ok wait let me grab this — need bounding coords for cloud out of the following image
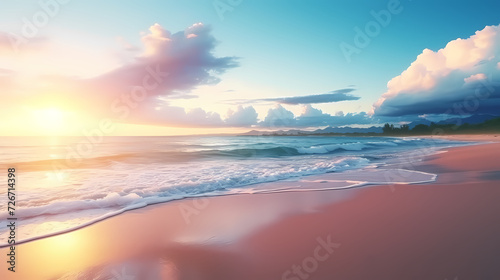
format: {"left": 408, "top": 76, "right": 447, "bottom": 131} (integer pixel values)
{"left": 225, "top": 88, "right": 360, "bottom": 106}
{"left": 143, "top": 103, "right": 381, "bottom": 129}
{"left": 86, "top": 23, "right": 238, "bottom": 104}
{"left": 97, "top": 21, "right": 242, "bottom": 128}
{"left": 300, "top": 104, "right": 325, "bottom": 117}
{"left": 129, "top": 104, "right": 258, "bottom": 128}
{"left": 464, "top": 73, "right": 487, "bottom": 83}
{"left": 295, "top": 106, "right": 375, "bottom": 127}
{"left": 293, "top": 105, "right": 333, "bottom": 127}
{"left": 225, "top": 105, "right": 258, "bottom": 126}
{"left": 1, "top": 23, "right": 239, "bottom": 126}
{"left": 259, "top": 104, "right": 377, "bottom": 128}
{"left": 127, "top": 103, "right": 224, "bottom": 127}
{"left": 162, "top": 93, "right": 198, "bottom": 100}
{"left": 373, "top": 24, "right": 500, "bottom": 117}
{"left": 258, "top": 88, "right": 359, "bottom": 105}
{"left": 261, "top": 105, "right": 296, "bottom": 127}
{"left": 112, "top": 102, "right": 256, "bottom": 129}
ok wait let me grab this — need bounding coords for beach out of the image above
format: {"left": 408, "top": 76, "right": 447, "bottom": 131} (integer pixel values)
{"left": 1, "top": 135, "right": 500, "bottom": 280}
{"left": 2, "top": 2, "right": 500, "bottom": 279}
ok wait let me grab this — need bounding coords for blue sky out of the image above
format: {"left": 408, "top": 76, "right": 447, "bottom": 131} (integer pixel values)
{"left": 1, "top": 0, "right": 500, "bottom": 135}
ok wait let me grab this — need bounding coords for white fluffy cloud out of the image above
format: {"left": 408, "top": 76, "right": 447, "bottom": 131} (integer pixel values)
{"left": 373, "top": 24, "right": 500, "bottom": 116}
{"left": 259, "top": 104, "right": 375, "bottom": 127}
{"left": 125, "top": 103, "right": 223, "bottom": 127}
{"left": 225, "top": 105, "right": 258, "bottom": 126}
{"left": 300, "top": 105, "right": 325, "bottom": 117}
{"left": 130, "top": 103, "right": 259, "bottom": 128}
{"left": 90, "top": 22, "right": 237, "bottom": 103}
{"left": 261, "top": 105, "right": 296, "bottom": 127}
{"left": 464, "top": 73, "right": 487, "bottom": 83}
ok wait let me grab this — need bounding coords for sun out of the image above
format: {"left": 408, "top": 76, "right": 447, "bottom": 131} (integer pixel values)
{"left": 33, "top": 108, "right": 67, "bottom": 135}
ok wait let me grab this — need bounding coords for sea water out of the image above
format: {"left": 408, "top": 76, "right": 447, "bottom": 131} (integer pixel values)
{"left": 0, "top": 135, "right": 470, "bottom": 245}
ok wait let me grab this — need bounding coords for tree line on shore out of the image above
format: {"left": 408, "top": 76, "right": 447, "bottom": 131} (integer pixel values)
{"left": 382, "top": 117, "right": 500, "bottom": 135}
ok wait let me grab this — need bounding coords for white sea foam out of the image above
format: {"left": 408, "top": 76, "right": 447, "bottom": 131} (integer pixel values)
{"left": 0, "top": 136, "right": 472, "bottom": 246}
{"left": 297, "top": 142, "right": 367, "bottom": 154}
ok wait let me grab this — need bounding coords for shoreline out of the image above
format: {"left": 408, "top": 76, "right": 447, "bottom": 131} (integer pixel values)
{"left": 1, "top": 135, "right": 499, "bottom": 279}
{"left": 0, "top": 135, "right": 473, "bottom": 249}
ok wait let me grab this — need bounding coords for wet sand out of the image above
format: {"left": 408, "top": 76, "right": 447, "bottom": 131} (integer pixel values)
{"left": 1, "top": 135, "right": 500, "bottom": 280}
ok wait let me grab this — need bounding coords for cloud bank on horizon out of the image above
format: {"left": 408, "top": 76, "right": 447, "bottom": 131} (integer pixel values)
{"left": 372, "top": 24, "right": 500, "bottom": 117}
{"left": 260, "top": 104, "right": 375, "bottom": 127}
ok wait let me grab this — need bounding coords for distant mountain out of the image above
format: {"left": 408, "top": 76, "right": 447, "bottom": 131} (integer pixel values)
{"left": 240, "top": 129, "right": 309, "bottom": 136}
{"left": 241, "top": 130, "right": 265, "bottom": 136}
{"left": 241, "top": 126, "right": 383, "bottom": 136}
{"left": 313, "top": 126, "right": 383, "bottom": 134}
{"left": 241, "top": 114, "right": 500, "bottom": 136}
{"left": 262, "top": 129, "right": 312, "bottom": 135}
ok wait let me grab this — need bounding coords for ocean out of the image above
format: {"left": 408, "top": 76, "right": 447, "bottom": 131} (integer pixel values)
{"left": 0, "top": 135, "right": 471, "bottom": 245}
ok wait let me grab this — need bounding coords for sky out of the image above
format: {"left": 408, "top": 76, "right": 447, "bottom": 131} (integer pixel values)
{"left": 0, "top": 0, "right": 499, "bottom": 136}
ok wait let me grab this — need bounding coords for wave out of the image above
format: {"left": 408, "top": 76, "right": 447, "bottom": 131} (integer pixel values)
{"left": 0, "top": 136, "right": 473, "bottom": 247}
{"left": 1, "top": 137, "right": 463, "bottom": 172}
{"left": 1, "top": 140, "right": 401, "bottom": 169}
{"left": 0, "top": 156, "right": 372, "bottom": 246}
{"left": 202, "top": 146, "right": 301, "bottom": 157}
{"left": 297, "top": 142, "right": 367, "bottom": 154}
{"left": 1, "top": 156, "right": 371, "bottom": 220}
{"left": 0, "top": 167, "right": 440, "bottom": 248}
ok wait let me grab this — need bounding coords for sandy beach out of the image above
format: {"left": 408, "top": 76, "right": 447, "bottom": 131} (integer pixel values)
{"left": 2, "top": 135, "right": 500, "bottom": 280}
